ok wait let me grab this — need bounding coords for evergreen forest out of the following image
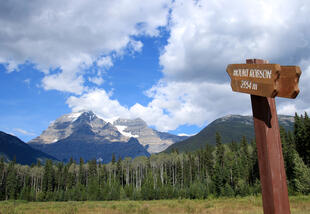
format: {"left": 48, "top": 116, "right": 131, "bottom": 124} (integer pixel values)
{"left": 0, "top": 113, "right": 310, "bottom": 201}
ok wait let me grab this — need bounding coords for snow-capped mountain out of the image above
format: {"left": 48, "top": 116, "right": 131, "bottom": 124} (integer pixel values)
{"left": 29, "top": 111, "right": 128, "bottom": 144}
{"left": 113, "top": 118, "right": 186, "bottom": 153}
{"left": 28, "top": 111, "right": 186, "bottom": 162}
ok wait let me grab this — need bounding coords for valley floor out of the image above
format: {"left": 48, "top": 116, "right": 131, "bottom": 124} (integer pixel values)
{"left": 0, "top": 195, "right": 309, "bottom": 214}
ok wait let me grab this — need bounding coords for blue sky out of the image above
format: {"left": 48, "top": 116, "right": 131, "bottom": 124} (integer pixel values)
{"left": 1, "top": 0, "right": 310, "bottom": 142}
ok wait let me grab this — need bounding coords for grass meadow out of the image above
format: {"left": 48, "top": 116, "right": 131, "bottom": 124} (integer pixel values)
{"left": 0, "top": 195, "right": 309, "bottom": 214}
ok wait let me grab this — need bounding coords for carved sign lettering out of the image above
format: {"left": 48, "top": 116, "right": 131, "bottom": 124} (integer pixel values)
{"left": 226, "top": 64, "right": 301, "bottom": 98}
{"left": 226, "top": 64, "right": 281, "bottom": 98}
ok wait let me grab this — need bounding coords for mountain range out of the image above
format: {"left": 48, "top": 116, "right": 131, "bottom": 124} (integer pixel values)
{"left": 28, "top": 111, "right": 186, "bottom": 163}
{"left": 0, "top": 131, "right": 57, "bottom": 165}
{"left": 164, "top": 114, "right": 295, "bottom": 153}
{"left": 1, "top": 112, "right": 295, "bottom": 164}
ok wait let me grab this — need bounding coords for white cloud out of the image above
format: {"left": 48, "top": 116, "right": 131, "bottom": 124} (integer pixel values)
{"left": 67, "top": 89, "right": 131, "bottom": 119}
{"left": 66, "top": 0, "right": 310, "bottom": 132}
{"left": 2, "top": 0, "right": 310, "bottom": 133}
{"left": 14, "top": 128, "right": 36, "bottom": 136}
{"left": 154, "top": 0, "right": 310, "bottom": 128}
{"left": 97, "top": 56, "right": 113, "bottom": 69}
{"left": 128, "top": 40, "right": 144, "bottom": 53}
{"left": 0, "top": 0, "right": 171, "bottom": 94}
{"left": 277, "top": 104, "right": 298, "bottom": 115}
{"left": 42, "top": 72, "right": 85, "bottom": 94}
{"left": 24, "top": 78, "right": 31, "bottom": 85}
{"left": 88, "top": 76, "right": 104, "bottom": 86}
{"left": 160, "top": 0, "right": 310, "bottom": 83}
{"left": 67, "top": 81, "right": 251, "bottom": 131}
{"left": 132, "top": 81, "right": 252, "bottom": 131}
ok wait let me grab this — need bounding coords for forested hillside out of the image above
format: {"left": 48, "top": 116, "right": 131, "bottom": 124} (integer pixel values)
{"left": 0, "top": 131, "right": 57, "bottom": 165}
{"left": 165, "top": 114, "right": 294, "bottom": 153}
{"left": 0, "top": 113, "right": 309, "bottom": 201}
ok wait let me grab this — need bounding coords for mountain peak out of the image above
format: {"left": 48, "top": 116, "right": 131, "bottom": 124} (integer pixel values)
{"left": 164, "top": 114, "right": 294, "bottom": 153}
{"left": 29, "top": 110, "right": 109, "bottom": 144}
{"left": 29, "top": 111, "right": 185, "bottom": 156}
{"left": 76, "top": 110, "right": 97, "bottom": 122}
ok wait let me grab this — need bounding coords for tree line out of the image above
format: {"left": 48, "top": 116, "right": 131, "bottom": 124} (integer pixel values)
{"left": 0, "top": 113, "right": 309, "bottom": 201}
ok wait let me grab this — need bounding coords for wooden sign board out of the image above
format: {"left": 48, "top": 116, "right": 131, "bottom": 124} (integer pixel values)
{"left": 227, "top": 64, "right": 281, "bottom": 97}
{"left": 277, "top": 66, "right": 301, "bottom": 99}
{"left": 226, "top": 64, "right": 301, "bottom": 98}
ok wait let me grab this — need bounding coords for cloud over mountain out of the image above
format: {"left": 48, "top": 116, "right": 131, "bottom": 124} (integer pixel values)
{"left": 1, "top": 0, "right": 310, "bottom": 134}
{"left": 0, "top": 0, "right": 171, "bottom": 94}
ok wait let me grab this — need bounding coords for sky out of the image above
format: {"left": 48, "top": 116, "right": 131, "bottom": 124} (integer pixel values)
{"left": 1, "top": 0, "right": 310, "bottom": 142}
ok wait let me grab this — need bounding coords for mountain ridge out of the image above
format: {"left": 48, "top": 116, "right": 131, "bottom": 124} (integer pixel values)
{"left": 0, "top": 131, "right": 57, "bottom": 164}
{"left": 164, "top": 114, "right": 295, "bottom": 153}
{"left": 28, "top": 110, "right": 186, "bottom": 162}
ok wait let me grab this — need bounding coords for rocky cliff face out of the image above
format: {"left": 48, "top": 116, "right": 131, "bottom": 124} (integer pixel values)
{"left": 113, "top": 118, "right": 187, "bottom": 153}
{"left": 28, "top": 110, "right": 186, "bottom": 162}
{"left": 29, "top": 111, "right": 127, "bottom": 144}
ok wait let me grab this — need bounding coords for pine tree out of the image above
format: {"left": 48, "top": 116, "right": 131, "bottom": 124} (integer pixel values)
{"left": 0, "top": 156, "right": 5, "bottom": 200}
{"left": 291, "top": 151, "right": 310, "bottom": 194}
{"left": 280, "top": 127, "right": 295, "bottom": 183}
{"left": 249, "top": 140, "right": 259, "bottom": 185}
{"left": 69, "top": 157, "right": 74, "bottom": 166}
{"left": 36, "top": 159, "right": 41, "bottom": 167}
{"left": 204, "top": 144, "right": 214, "bottom": 183}
{"left": 294, "top": 113, "right": 309, "bottom": 166}
{"left": 116, "top": 157, "right": 123, "bottom": 186}
{"left": 87, "top": 176, "right": 99, "bottom": 200}
{"left": 109, "top": 180, "right": 121, "bottom": 200}
{"left": 42, "top": 160, "right": 55, "bottom": 194}
{"left": 213, "top": 132, "right": 225, "bottom": 196}
{"left": 240, "top": 136, "right": 250, "bottom": 184}
{"left": 111, "top": 154, "right": 116, "bottom": 165}
{"left": 67, "top": 164, "right": 76, "bottom": 190}
{"left": 223, "top": 182, "right": 234, "bottom": 197}
{"left": 215, "top": 132, "right": 224, "bottom": 167}
{"left": 141, "top": 171, "right": 155, "bottom": 200}
{"left": 303, "top": 112, "right": 310, "bottom": 166}
{"left": 79, "top": 158, "right": 85, "bottom": 185}
{"left": 19, "top": 186, "right": 29, "bottom": 200}
{"left": 88, "top": 159, "right": 97, "bottom": 178}
{"left": 55, "top": 162, "right": 64, "bottom": 191}
{"left": 6, "top": 161, "right": 17, "bottom": 200}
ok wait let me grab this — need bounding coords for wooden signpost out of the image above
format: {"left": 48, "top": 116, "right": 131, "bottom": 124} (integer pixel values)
{"left": 226, "top": 62, "right": 301, "bottom": 98}
{"left": 226, "top": 59, "right": 301, "bottom": 214}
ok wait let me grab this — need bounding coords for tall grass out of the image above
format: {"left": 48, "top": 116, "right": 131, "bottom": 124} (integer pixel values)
{"left": 0, "top": 195, "right": 309, "bottom": 214}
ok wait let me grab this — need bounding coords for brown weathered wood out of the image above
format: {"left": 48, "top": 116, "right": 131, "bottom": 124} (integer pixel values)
{"left": 277, "top": 66, "right": 301, "bottom": 98}
{"left": 249, "top": 59, "right": 291, "bottom": 214}
{"left": 226, "top": 63, "right": 281, "bottom": 97}
{"left": 246, "top": 59, "right": 269, "bottom": 64}
{"left": 227, "top": 63, "right": 301, "bottom": 99}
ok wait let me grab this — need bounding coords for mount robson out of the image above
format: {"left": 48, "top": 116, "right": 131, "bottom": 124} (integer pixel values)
{"left": 28, "top": 111, "right": 187, "bottom": 163}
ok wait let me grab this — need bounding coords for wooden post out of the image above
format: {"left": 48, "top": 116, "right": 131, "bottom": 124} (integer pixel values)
{"left": 248, "top": 59, "right": 291, "bottom": 214}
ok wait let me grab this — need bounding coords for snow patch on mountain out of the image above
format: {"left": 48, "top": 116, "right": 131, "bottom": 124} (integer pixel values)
{"left": 52, "top": 138, "right": 58, "bottom": 143}
{"left": 115, "top": 125, "right": 139, "bottom": 138}
{"left": 67, "top": 111, "right": 83, "bottom": 122}
{"left": 97, "top": 116, "right": 118, "bottom": 124}
{"left": 178, "top": 133, "right": 193, "bottom": 137}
